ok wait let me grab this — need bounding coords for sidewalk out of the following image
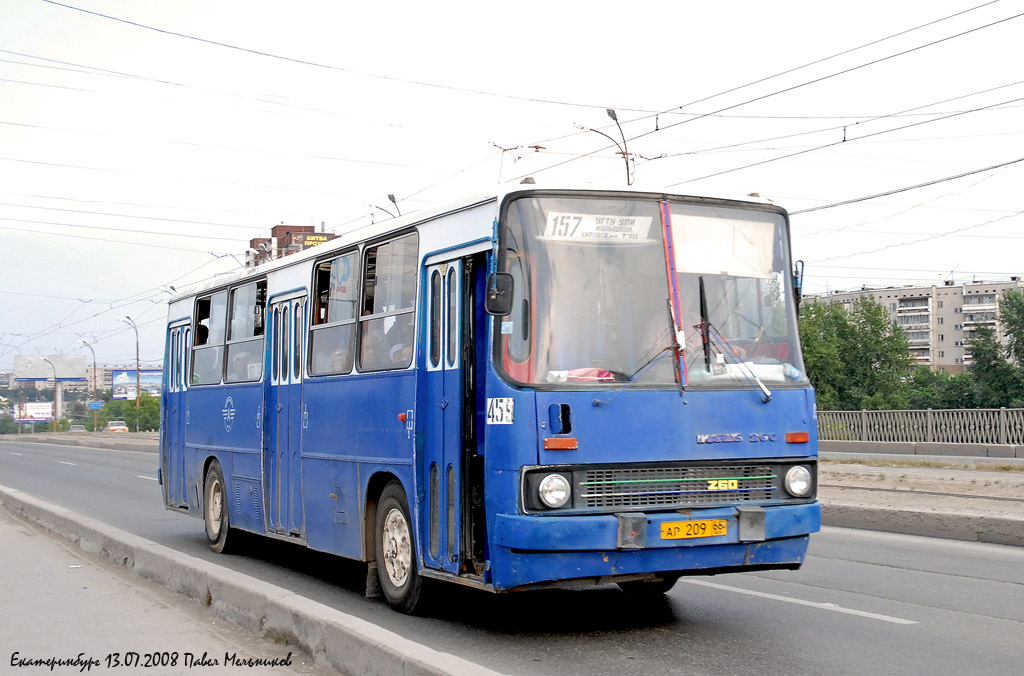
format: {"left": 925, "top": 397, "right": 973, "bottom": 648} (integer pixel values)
{"left": 819, "top": 459, "right": 1024, "bottom": 546}
{"left": 0, "top": 486, "right": 505, "bottom": 676}
{"left": 0, "top": 508, "right": 333, "bottom": 676}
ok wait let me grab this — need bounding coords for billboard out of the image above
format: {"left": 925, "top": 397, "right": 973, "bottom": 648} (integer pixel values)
{"left": 14, "top": 355, "right": 87, "bottom": 381}
{"left": 112, "top": 369, "right": 162, "bottom": 400}
{"left": 302, "top": 233, "right": 336, "bottom": 248}
{"left": 14, "top": 402, "right": 53, "bottom": 423}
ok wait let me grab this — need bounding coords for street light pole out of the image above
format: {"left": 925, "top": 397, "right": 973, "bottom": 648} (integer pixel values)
{"left": 117, "top": 316, "right": 141, "bottom": 432}
{"left": 79, "top": 339, "right": 98, "bottom": 432}
{"left": 41, "top": 357, "right": 58, "bottom": 433}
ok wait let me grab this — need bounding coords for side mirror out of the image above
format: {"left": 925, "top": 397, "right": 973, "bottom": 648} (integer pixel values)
{"left": 485, "top": 272, "right": 514, "bottom": 316}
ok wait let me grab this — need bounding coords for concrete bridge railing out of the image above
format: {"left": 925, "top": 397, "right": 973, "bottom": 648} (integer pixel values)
{"left": 817, "top": 408, "right": 1024, "bottom": 458}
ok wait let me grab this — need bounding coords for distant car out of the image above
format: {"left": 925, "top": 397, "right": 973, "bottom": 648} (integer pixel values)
{"left": 68, "top": 424, "right": 87, "bottom": 433}
{"left": 104, "top": 420, "right": 128, "bottom": 432}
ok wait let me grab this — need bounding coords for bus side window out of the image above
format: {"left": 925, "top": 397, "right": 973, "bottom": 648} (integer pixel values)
{"left": 225, "top": 280, "right": 266, "bottom": 383}
{"left": 192, "top": 290, "right": 227, "bottom": 385}
{"left": 358, "top": 233, "right": 418, "bottom": 371}
{"left": 310, "top": 252, "right": 358, "bottom": 375}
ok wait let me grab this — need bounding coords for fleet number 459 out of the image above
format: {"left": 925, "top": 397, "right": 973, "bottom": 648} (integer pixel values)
{"left": 486, "top": 398, "right": 514, "bottom": 425}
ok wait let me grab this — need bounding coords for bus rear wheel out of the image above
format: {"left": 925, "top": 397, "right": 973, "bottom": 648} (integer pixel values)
{"left": 375, "top": 481, "right": 425, "bottom": 614}
{"left": 204, "top": 460, "right": 235, "bottom": 554}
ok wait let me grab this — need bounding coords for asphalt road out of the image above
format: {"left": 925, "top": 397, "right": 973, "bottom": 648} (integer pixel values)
{"left": 3, "top": 439, "right": 1023, "bottom": 676}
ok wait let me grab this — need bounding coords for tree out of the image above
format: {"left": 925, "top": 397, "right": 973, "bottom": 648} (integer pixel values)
{"left": 799, "top": 297, "right": 912, "bottom": 410}
{"left": 905, "top": 366, "right": 951, "bottom": 409}
{"left": 797, "top": 302, "right": 847, "bottom": 410}
{"left": 1000, "top": 289, "right": 1024, "bottom": 367}
{"left": 965, "top": 314, "right": 1024, "bottom": 408}
{"left": 100, "top": 392, "right": 161, "bottom": 431}
{"left": 845, "top": 297, "right": 912, "bottom": 410}
{"left": 0, "top": 414, "right": 16, "bottom": 435}
{"left": 936, "top": 372, "right": 978, "bottom": 409}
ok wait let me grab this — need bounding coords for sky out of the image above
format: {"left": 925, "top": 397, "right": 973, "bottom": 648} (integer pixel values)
{"left": 2, "top": 0, "right": 1023, "bottom": 372}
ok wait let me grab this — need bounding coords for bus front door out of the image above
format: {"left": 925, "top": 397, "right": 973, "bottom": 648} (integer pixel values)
{"left": 422, "top": 261, "right": 466, "bottom": 574}
{"left": 266, "top": 296, "right": 306, "bottom": 539}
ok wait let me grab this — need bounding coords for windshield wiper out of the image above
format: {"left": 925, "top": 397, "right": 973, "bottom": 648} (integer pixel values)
{"left": 699, "top": 276, "right": 711, "bottom": 373}
{"left": 697, "top": 276, "right": 772, "bottom": 403}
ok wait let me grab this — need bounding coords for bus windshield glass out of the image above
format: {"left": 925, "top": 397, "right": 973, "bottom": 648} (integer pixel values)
{"left": 498, "top": 194, "right": 807, "bottom": 389}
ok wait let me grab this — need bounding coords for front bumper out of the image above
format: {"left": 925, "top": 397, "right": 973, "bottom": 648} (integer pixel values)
{"left": 489, "top": 502, "right": 820, "bottom": 590}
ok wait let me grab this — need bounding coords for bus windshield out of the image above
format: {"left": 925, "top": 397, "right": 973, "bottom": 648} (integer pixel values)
{"left": 498, "top": 194, "right": 808, "bottom": 389}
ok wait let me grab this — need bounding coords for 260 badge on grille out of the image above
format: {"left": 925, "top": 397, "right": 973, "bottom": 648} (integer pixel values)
{"left": 660, "top": 519, "right": 728, "bottom": 540}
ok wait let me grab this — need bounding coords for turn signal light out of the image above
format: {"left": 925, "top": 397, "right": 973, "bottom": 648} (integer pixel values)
{"left": 544, "top": 437, "right": 578, "bottom": 450}
{"left": 785, "top": 432, "right": 809, "bottom": 443}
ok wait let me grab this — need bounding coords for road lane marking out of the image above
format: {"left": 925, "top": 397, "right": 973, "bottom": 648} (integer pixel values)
{"left": 59, "top": 461, "right": 77, "bottom": 466}
{"left": 683, "top": 579, "right": 918, "bottom": 625}
{"left": 137, "top": 475, "right": 158, "bottom": 481}
{"left": 10, "top": 453, "right": 23, "bottom": 456}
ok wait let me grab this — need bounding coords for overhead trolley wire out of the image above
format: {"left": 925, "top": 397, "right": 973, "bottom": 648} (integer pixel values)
{"left": 0, "top": 202, "right": 260, "bottom": 231}
{"left": 18, "top": 2, "right": 1019, "bottom": 216}
{"left": 37, "top": 0, "right": 639, "bottom": 112}
{"left": 652, "top": 79, "right": 1024, "bottom": 164}
{"left": 790, "top": 156, "right": 1024, "bottom": 215}
{"left": 524, "top": 0, "right": 1007, "bottom": 148}
{"left": 809, "top": 208, "right": 1024, "bottom": 264}
{"left": 512, "top": 5, "right": 1024, "bottom": 181}
{"left": 38, "top": 0, "right": 1008, "bottom": 119}
{"left": 665, "top": 94, "right": 1024, "bottom": 187}
{"left": 0, "top": 223, "right": 238, "bottom": 253}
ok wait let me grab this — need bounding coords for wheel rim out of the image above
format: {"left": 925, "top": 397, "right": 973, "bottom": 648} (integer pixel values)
{"left": 381, "top": 507, "right": 412, "bottom": 588}
{"left": 208, "top": 477, "right": 223, "bottom": 537}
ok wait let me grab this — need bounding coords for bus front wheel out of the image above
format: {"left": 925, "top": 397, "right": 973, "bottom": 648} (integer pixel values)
{"left": 204, "top": 460, "right": 234, "bottom": 554}
{"left": 375, "top": 481, "right": 425, "bottom": 613}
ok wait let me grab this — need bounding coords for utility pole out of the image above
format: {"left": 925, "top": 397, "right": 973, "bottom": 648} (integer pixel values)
{"left": 79, "top": 339, "right": 99, "bottom": 432}
{"left": 117, "top": 316, "right": 141, "bottom": 432}
{"left": 41, "top": 357, "right": 58, "bottom": 433}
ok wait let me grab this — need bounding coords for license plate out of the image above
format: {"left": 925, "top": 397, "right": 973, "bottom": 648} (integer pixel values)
{"left": 660, "top": 519, "right": 728, "bottom": 540}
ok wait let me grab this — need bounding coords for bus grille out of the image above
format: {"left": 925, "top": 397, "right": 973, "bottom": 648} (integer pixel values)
{"left": 577, "top": 464, "right": 775, "bottom": 509}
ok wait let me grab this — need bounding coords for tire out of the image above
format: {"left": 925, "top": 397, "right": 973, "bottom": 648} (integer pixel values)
{"left": 617, "top": 573, "right": 681, "bottom": 596}
{"left": 375, "top": 481, "right": 426, "bottom": 613}
{"left": 204, "top": 460, "right": 235, "bottom": 554}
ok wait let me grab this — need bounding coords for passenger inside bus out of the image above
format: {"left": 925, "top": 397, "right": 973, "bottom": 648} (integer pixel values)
{"left": 331, "top": 349, "right": 350, "bottom": 372}
{"left": 228, "top": 352, "right": 252, "bottom": 381}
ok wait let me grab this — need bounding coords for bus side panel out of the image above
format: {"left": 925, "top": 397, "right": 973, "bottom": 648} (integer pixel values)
{"left": 300, "top": 457, "right": 361, "bottom": 559}
{"left": 184, "top": 383, "right": 264, "bottom": 534}
{"left": 477, "top": 372, "right": 539, "bottom": 584}
{"left": 301, "top": 372, "right": 416, "bottom": 559}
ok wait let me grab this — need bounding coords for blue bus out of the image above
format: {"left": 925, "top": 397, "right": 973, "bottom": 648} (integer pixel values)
{"left": 160, "top": 185, "right": 819, "bottom": 613}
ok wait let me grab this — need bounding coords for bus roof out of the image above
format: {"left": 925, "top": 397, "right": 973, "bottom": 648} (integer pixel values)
{"left": 167, "top": 181, "right": 783, "bottom": 304}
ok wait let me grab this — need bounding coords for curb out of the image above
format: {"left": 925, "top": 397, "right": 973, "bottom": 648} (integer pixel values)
{"left": 821, "top": 504, "right": 1024, "bottom": 547}
{"left": 0, "top": 485, "right": 505, "bottom": 676}
{"left": 0, "top": 435, "right": 158, "bottom": 454}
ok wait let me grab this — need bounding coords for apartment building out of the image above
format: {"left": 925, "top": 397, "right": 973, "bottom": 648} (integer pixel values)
{"left": 810, "top": 278, "right": 1024, "bottom": 374}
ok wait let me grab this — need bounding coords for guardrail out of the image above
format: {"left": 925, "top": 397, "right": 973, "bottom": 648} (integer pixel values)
{"left": 818, "top": 408, "right": 1024, "bottom": 445}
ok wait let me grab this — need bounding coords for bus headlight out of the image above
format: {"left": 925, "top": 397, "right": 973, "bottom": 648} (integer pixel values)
{"left": 537, "top": 474, "right": 571, "bottom": 508}
{"left": 784, "top": 466, "right": 813, "bottom": 497}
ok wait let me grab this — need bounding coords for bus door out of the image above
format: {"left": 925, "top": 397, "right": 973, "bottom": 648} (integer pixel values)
{"left": 266, "top": 295, "right": 306, "bottom": 539}
{"left": 164, "top": 322, "right": 190, "bottom": 507}
{"left": 422, "top": 260, "right": 468, "bottom": 574}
